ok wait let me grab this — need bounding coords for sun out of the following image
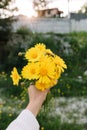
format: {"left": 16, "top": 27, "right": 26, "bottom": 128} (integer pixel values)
{"left": 15, "top": 0, "right": 37, "bottom": 18}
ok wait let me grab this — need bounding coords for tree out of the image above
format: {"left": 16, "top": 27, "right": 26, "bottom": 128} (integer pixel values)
{"left": 78, "top": 3, "right": 87, "bottom": 14}
{"left": 33, "top": 0, "right": 51, "bottom": 10}
{"left": 0, "top": 0, "right": 18, "bottom": 68}
{"left": 0, "top": 0, "right": 18, "bottom": 41}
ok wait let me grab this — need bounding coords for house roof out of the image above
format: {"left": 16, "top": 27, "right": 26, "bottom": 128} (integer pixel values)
{"left": 37, "top": 8, "right": 63, "bottom": 14}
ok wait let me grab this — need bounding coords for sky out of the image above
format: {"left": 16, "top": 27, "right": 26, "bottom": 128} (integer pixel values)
{"left": 14, "top": 0, "right": 87, "bottom": 17}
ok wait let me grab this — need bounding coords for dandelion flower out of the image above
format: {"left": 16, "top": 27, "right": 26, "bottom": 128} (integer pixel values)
{"left": 10, "top": 67, "right": 21, "bottom": 86}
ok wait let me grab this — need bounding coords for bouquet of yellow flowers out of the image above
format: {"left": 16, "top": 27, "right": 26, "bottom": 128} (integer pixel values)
{"left": 10, "top": 43, "right": 67, "bottom": 91}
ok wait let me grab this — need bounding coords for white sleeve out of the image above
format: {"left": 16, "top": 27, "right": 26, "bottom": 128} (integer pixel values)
{"left": 6, "top": 109, "right": 39, "bottom": 130}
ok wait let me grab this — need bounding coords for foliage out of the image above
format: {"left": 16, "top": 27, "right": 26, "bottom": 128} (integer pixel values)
{"left": 78, "top": 3, "right": 87, "bottom": 14}
{"left": 0, "top": 109, "right": 85, "bottom": 130}
{"left": 16, "top": 26, "right": 33, "bottom": 36}
{"left": 0, "top": 112, "right": 17, "bottom": 130}
{"left": 0, "top": 0, "right": 17, "bottom": 40}
{"left": 0, "top": 18, "right": 12, "bottom": 41}
{"left": 0, "top": 31, "right": 87, "bottom": 73}
{"left": 33, "top": 0, "right": 51, "bottom": 10}
{"left": 0, "top": 0, "right": 18, "bottom": 71}
{"left": 0, "top": 0, "right": 17, "bottom": 18}
{"left": 0, "top": 31, "right": 87, "bottom": 130}
{"left": 38, "top": 116, "right": 84, "bottom": 130}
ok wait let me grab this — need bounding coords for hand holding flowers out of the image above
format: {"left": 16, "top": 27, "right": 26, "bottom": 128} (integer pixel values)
{"left": 11, "top": 43, "right": 67, "bottom": 91}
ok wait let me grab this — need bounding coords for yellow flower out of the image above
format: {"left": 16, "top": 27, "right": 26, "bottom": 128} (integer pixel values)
{"left": 45, "top": 49, "right": 54, "bottom": 56}
{"left": 25, "top": 47, "right": 42, "bottom": 62}
{"left": 50, "top": 78, "right": 58, "bottom": 87}
{"left": 54, "top": 55, "right": 67, "bottom": 72}
{"left": 38, "top": 56, "right": 55, "bottom": 84}
{"left": 55, "top": 68, "right": 61, "bottom": 79}
{"left": 35, "top": 43, "right": 46, "bottom": 52}
{"left": 41, "top": 127, "right": 44, "bottom": 130}
{"left": 21, "top": 62, "right": 39, "bottom": 80}
{"left": 8, "top": 113, "right": 12, "bottom": 117}
{"left": 11, "top": 43, "right": 67, "bottom": 91}
{"left": 35, "top": 77, "right": 57, "bottom": 91}
{"left": 35, "top": 80, "right": 50, "bottom": 91}
{"left": 10, "top": 67, "right": 21, "bottom": 86}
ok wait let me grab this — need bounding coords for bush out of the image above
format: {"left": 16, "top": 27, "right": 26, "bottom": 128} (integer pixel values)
{"left": 16, "top": 26, "right": 33, "bottom": 36}
{"left": 0, "top": 112, "right": 17, "bottom": 130}
{"left": 37, "top": 114, "right": 84, "bottom": 130}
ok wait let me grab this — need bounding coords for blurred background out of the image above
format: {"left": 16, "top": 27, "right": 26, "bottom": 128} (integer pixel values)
{"left": 0, "top": 0, "right": 87, "bottom": 130}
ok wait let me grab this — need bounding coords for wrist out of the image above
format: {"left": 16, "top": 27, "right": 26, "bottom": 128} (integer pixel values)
{"left": 26, "top": 102, "right": 42, "bottom": 117}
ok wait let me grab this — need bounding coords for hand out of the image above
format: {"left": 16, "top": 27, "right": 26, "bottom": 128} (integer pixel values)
{"left": 26, "top": 85, "right": 49, "bottom": 117}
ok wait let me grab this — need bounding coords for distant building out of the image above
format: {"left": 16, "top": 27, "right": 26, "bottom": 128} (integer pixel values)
{"left": 36, "top": 8, "right": 63, "bottom": 18}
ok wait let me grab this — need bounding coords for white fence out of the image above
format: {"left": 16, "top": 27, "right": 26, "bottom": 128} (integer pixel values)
{"left": 13, "top": 17, "right": 87, "bottom": 33}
